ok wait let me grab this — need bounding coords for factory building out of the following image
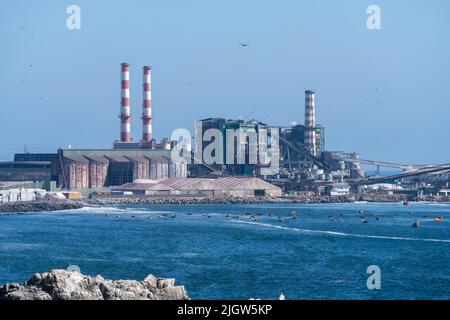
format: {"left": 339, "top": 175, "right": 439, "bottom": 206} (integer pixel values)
{"left": 50, "top": 149, "right": 186, "bottom": 190}
{"left": 0, "top": 63, "right": 186, "bottom": 191}
{"left": 14, "top": 153, "right": 58, "bottom": 162}
{"left": 159, "top": 178, "right": 221, "bottom": 197}
{"left": 214, "top": 177, "right": 282, "bottom": 197}
{"left": 280, "top": 124, "right": 325, "bottom": 157}
{"left": 0, "top": 62, "right": 372, "bottom": 195}
{"left": 190, "top": 90, "right": 326, "bottom": 179}
{"left": 0, "top": 161, "right": 52, "bottom": 182}
{"left": 192, "top": 118, "right": 272, "bottom": 176}
{"left": 112, "top": 177, "right": 282, "bottom": 198}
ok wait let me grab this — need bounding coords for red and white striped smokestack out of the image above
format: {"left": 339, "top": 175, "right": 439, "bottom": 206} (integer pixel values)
{"left": 142, "top": 66, "right": 152, "bottom": 142}
{"left": 120, "top": 63, "right": 131, "bottom": 142}
{"left": 304, "top": 90, "right": 316, "bottom": 156}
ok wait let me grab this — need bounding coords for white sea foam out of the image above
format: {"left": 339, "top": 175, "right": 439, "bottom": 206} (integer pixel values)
{"left": 69, "top": 206, "right": 175, "bottom": 215}
{"left": 232, "top": 220, "right": 450, "bottom": 243}
{"left": 0, "top": 242, "right": 47, "bottom": 250}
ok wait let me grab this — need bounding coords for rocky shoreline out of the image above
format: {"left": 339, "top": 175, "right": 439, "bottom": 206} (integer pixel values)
{"left": 81, "top": 195, "right": 356, "bottom": 206}
{"left": 1, "top": 195, "right": 448, "bottom": 213}
{"left": 0, "top": 269, "right": 188, "bottom": 300}
{"left": 0, "top": 200, "right": 84, "bottom": 213}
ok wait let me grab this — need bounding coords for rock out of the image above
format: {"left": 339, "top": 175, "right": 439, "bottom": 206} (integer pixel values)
{"left": 0, "top": 200, "right": 84, "bottom": 213}
{"left": 0, "top": 269, "right": 189, "bottom": 300}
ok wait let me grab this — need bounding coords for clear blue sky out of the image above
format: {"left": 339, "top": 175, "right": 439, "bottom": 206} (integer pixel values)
{"left": 0, "top": 0, "right": 449, "bottom": 164}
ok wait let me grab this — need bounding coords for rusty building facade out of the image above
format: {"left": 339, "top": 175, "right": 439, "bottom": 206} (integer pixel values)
{"left": 52, "top": 149, "right": 186, "bottom": 190}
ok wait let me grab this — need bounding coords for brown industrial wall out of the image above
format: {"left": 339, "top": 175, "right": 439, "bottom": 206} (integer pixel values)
{"left": 149, "top": 160, "right": 168, "bottom": 180}
{"left": 88, "top": 162, "right": 109, "bottom": 188}
{"left": 65, "top": 161, "right": 88, "bottom": 189}
{"left": 131, "top": 160, "right": 149, "bottom": 180}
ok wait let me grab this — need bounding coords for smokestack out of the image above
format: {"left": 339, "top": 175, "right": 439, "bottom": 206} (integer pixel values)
{"left": 120, "top": 63, "right": 131, "bottom": 142}
{"left": 142, "top": 66, "right": 152, "bottom": 142}
{"left": 304, "top": 90, "right": 316, "bottom": 156}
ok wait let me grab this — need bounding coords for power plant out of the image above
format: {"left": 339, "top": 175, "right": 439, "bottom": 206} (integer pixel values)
{"left": 0, "top": 63, "right": 449, "bottom": 201}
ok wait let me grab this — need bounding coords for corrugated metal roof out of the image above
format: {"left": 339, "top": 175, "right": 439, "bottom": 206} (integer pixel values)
{"left": 146, "top": 156, "right": 169, "bottom": 163}
{"left": 215, "top": 177, "right": 253, "bottom": 188}
{"left": 106, "top": 156, "right": 130, "bottom": 162}
{"left": 113, "top": 182, "right": 174, "bottom": 191}
{"left": 147, "top": 183, "right": 175, "bottom": 191}
{"left": 159, "top": 178, "right": 203, "bottom": 188}
{"left": 113, "top": 183, "right": 154, "bottom": 190}
{"left": 84, "top": 156, "right": 110, "bottom": 164}
{"left": 64, "top": 156, "right": 89, "bottom": 164}
{"left": 126, "top": 156, "right": 149, "bottom": 163}
{"left": 0, "top": 161, "right": 51, "bottom": 166}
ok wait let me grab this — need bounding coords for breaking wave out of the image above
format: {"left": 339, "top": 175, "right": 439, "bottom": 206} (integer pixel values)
{"left": 232, "top": 220, "right": 450, "bottom": 243}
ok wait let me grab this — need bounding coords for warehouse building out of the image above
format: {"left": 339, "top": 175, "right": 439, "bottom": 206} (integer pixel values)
{"left": 160, "top": 178, "right": 221, "bottom": 197}
{"left": 214, "top": 177, "right": 282, "bottom": 197}
{"left": 51, "top": 149, "right": 187, "bottom": 190}
{"left": 0, "top": 161, "right": 52, "bottom": 182}
{"left": 112, "top": 177, "right": 282, "bottom": 198}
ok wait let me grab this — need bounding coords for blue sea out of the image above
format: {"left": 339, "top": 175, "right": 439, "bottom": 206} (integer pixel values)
{"left": 0, "top": 203, "right": 449, "bottom": 299}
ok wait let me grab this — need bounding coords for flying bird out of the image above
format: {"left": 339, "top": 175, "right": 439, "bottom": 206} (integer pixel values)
{"left": 238, "top": 42, "right": 250, "bottom": 47}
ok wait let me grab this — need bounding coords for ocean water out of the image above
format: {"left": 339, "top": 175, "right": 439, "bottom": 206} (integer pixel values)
{"left": 0, "top": 202, "right": 449, "bottom": 299}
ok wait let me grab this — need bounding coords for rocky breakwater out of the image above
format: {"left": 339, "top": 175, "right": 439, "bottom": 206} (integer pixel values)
{"left": 0, "top": 200, "right": 84, "bottom": 213}
{"left": 83, "top": 195, "right": 355, "bottom": 206}
{"left": 0, "top": 269, "right": 189, "bottom": 300}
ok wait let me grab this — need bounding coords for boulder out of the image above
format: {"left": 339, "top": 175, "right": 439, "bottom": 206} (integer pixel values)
{"left": 0, "top": 269, "right": 189, "bottom": 300}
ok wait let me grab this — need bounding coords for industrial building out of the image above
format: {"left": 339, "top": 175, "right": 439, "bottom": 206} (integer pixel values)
{"left": 0, "top": 161, "right": 52, "bottom": 182}
{"left": 190, "top": 90, "right": 328, "bottom": 179}
{"left": 0, "top": 63, "right": 186, "bottom": 192}
{"left": 112, "top": 177, "right": 282, "bottom": 198}
{"left": 191, "top": 118, "right": 272, "bottom": 176}
{"left": 2, "top": 62, "right": 446, "bottom": 198}
{"left": 49, "top": 63, "right": 187, "bottom": 190}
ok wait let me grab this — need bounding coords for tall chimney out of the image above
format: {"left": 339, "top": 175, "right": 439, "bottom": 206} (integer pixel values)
{"left": 120, "top": 63, "right": 131, "bottom": 142}
{"left": 142, "top": 66, "right": 152, "bottom": 142}
{"left": 304, "top": 90, "right": 316, "bottom": 156}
